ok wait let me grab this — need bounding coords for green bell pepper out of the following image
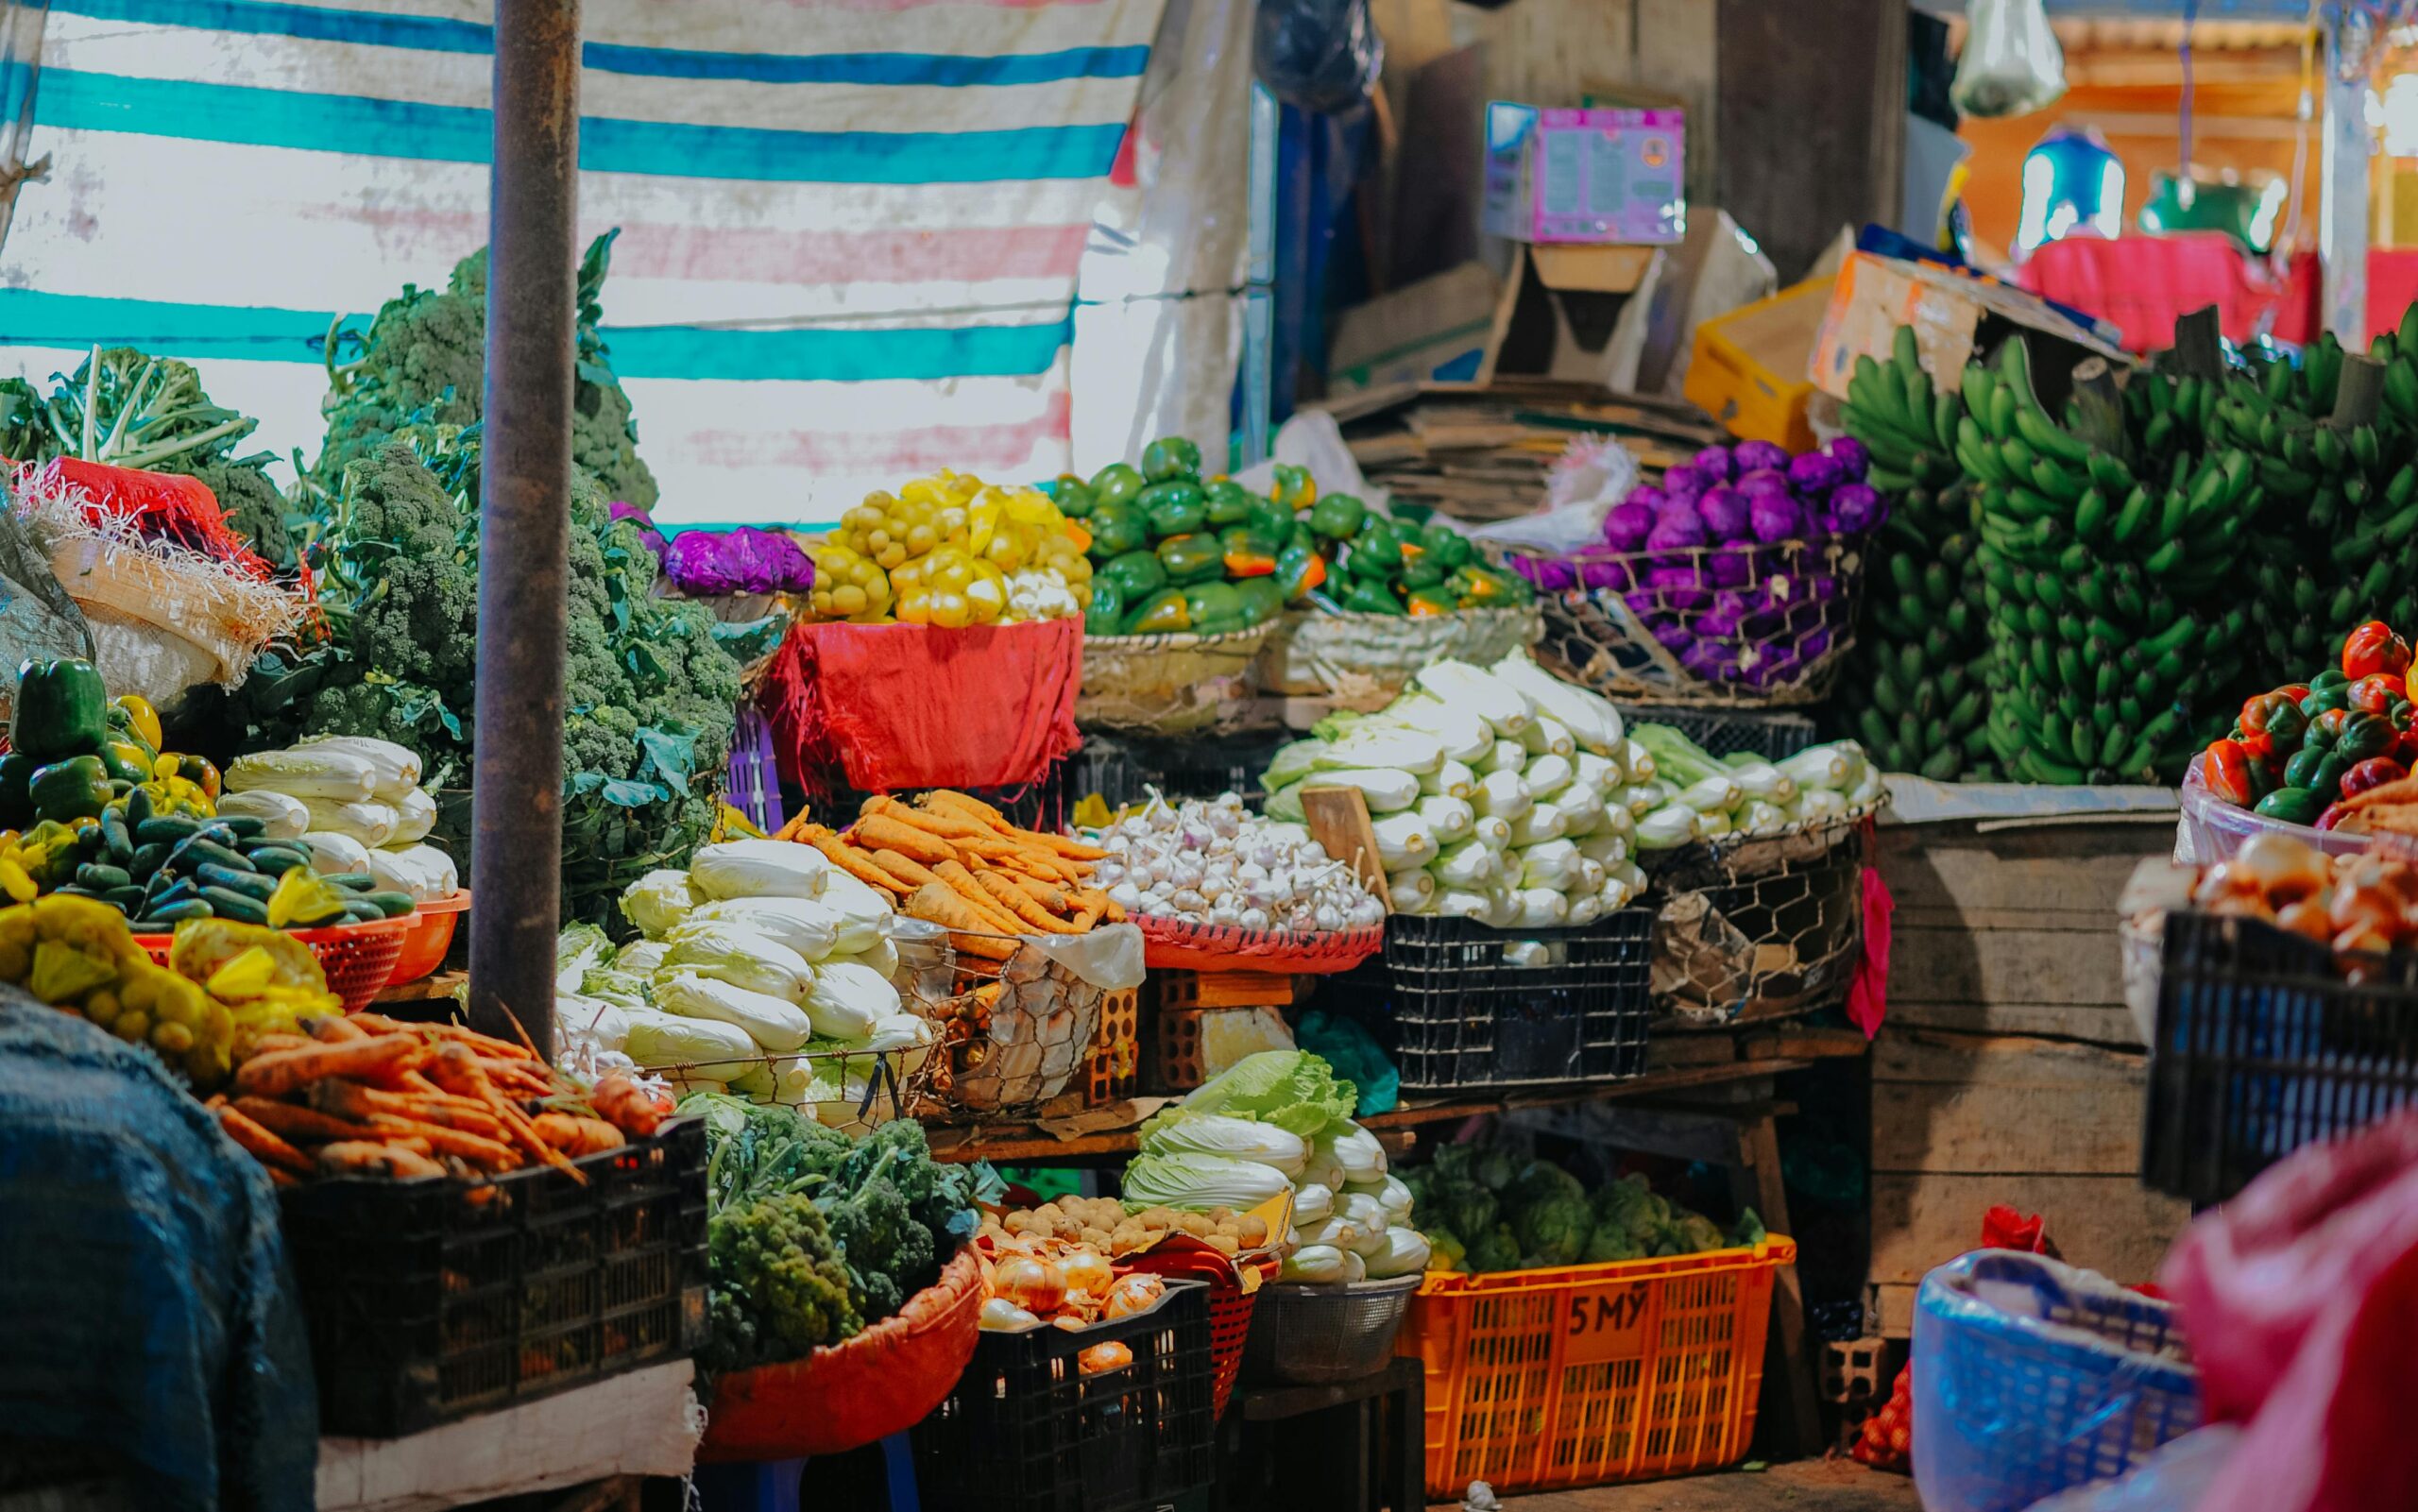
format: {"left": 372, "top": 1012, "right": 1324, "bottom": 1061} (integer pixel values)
{"left": 0, "top": 752, "right": 33, "bottom": 826}
{"left": 1085, "top": 501, "right": 1149, "bottom": 559}
{"left": 2300, "top": 682, "right": 2353, "bottom": 720}
{"left": 1405, "top": 586, "right": 1459, "bottom": 618}
{"left": 2335, "top": 709, "right": 2399, "bottom": 762}
{"left": 1247, "top": 497, "right": 1296, "bottom": 546}
{"left": 1125, "top": 587, "right": 1194, "bottom": 636}
{"left": 2254, "top": 787, "right": 2329, "bottom": 825}
{"left": 1203, "top": 480, "right": 1257, "bottom": 528}
{"left": 1157, "top": 533, "right": 1226, "bottom": 585}
{"left": 1421, "top": 523, "right": 1474, "bottom": 571}
{"left": 1275, "top": 543, "right": 1328, "bottom": 603}
{"left": 1449, "top": 564, "right": 1520, "bottom": 607}
{"left": 1051, "top": 474, "right": 1098, "bottom": 519}
{"left": 12, "top": 658, "right": 108, "bottom": 762}
{"left": 1218, "top": 524, "right": 1283, "bottom": 578}
{"left": 1138, "top": 481, "right": 1207, "bottom": 538}
{"left": 1085, "top": 578, "right": 1128, "bottom": 635}
{"left": 1287, "top": 519, "right": 1318, "bottom": 553}
{"left": 1307, "top": 493, "right": 1367, "bottom": 540}
{"left": 1090, "top": 462, "right": 1148, "bottom": 510}
{"left": 1233, "top": 578, "right": 1285, "bottom": 626}
{"left": 29, "top": 755, "right": 111, "bottom": 824}
{"left": 1348, "top": 521, "right": 1404, "bottom": 579}
{"left": 1269, "top": 463, "right": 1316, "bottom": 512}
{"left": 1099, "top": 549, "right": 1169, "bottom": 601}
{"left": 1341, "top": 579, "right": 1405, "bottom": 616}
{"left": 1183, "top": 581, "right": 1246, "bottom": 636}
{"left": 1398, "top": 553, "right": 1446, "bottom": 590}
{"left": 2283, "top": 746, "right": 2347, "bottom": 797}
{"left": 1141, "top": 435, "right": 1202, "bottom": 484}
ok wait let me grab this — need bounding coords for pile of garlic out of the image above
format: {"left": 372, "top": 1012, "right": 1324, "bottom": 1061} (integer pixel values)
{"left": 1083, "top": 791, "right": 1386, "bottom": 934}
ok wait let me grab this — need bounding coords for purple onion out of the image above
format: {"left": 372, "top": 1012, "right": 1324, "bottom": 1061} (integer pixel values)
{"left": 1697, "top": 486, "right": 1752, "bottom": 542}
{"left": 1826, "top": 436, "right": 1871, "bottom": 482}
{"left": 1707, "top": 548, "right": 1752, "bottom": 588}
{"left": 1695, "top": 606, "right": 1742, "bottom": 640}
{"left": 1787, "top": 450, "right": 1844, "bottom": 495}
{"left": 1681, "top": 640, "right": 1742, "bottom": 682}
{"left": 1603, "top": 501, "right": 1657, "bottom": 552}
{"left": 1733, "top": 440, "right": 1790, "bottom": 473}
{"left": 1693, "top": 445, "right": 1736, "bottom": 482}
{"left": 1736, "top": 467, "right": 1791, "bottom": 498}
{"left": 1828, "top": 483, "right": 1884, "bottom": 535}
{"left": 1646, "top": 512, "right": 1707, "bottom": 551}
{"left": 1644, "top": 565, "right": 1711, "bottom": 613}
{"left": 1624, "top": 484, "right": 1669, "bottom": 514}
{"left": 1660, "top": 465, "right": 1707, "bottom": 500}
{"left": 1526, "top": 557, "right": 1577, "bottom": 592}
{"left": 1578, "top": 556, "right": 1633, "bottom": 591}
{"left": 1748, "top": 492, "right": 1806, "bottom": 544}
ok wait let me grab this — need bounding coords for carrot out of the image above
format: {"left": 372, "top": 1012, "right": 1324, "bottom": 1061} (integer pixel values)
{"left": 432, "top": 1043, "right": 585, "bottom": 1184}
{"left": 350, "top": 1014, "right": 527, "bottom": 1059}
{"left": 976, "top": 868, "right": 1082, "bottom": 934}
{"left": 864, "top": 794, "right": 989, "bottom": 841}
{"left": 772, "top": 815, "right": 808, "bottom": 842}
{"left": 533, "top": 1112, "right": 627, "bottom": 1157}
{"left": 218, "top": 1104, "right": 314, "bottom": 1175}
{"left": 381, "top": 1135, "right": 435, "bottom": 1157}
{"left": 802, "top": 826, "right": 910, "bottom": 893}
{"left": 922, "top": 789, "right": 1013, "bottom": 832}
{"left": 236, "top": 1096, "right": 379, "bottom": 1146}
{"left": 317, "top": 1141, "right": 446, "bottom": 1181}
{"left": 851, "top": 814, "right": 958, "bottom": 867}
{"left": 1009, "top": 872, "right": 1073, "bottom": 915}
{"left": 871, "top": 849, "right": 946, "bottom": 892}
{"left": 268, "top": 1166, "right": 301, "bottom": 1188}
{"left": 933, "top": 859, "right": 1027, "bottom": 932}
{"left": 234, "top": 1034, "right": 423, "bottom": 1099}
{"left": 1034, "top": 833, "right": 1108, "bottom": 862}
{"left": 904, "top": 883, "right": 1018, "bottom": 960}
{"left": 592, "top": 1071, "right": 671, "bottom": 1138}
{"left": 246, "top": 1032, "right": 315, "bottom": 1057}
{"left": 307, "top": 1079, "right": 504, "bottom": 1139}
{"left": 365, "top": 1114, "right": 519, "bottom": 1169}
{"left": 305, "top": 1015, "right": 367, "bottom": 1044}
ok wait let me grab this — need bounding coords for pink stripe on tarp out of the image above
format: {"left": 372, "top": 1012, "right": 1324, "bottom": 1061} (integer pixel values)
{"left": 325, "top": 208, "right": 1089, "bottom": 287}
{"left": 682, "top": 388, "right": 1070, "bottom": 474}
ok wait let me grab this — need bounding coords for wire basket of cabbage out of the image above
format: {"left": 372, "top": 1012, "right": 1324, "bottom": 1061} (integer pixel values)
{"left": 1261, "top": 654, "right": 1653, "bottom": 929}
{"left": 1503, "top": 439, "right": 1880, "bottom": 708}
{"left": 1625, "top": 729, "right": 1888, "bottom": 874}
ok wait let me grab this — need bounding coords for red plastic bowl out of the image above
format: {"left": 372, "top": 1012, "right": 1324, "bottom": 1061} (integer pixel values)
{"left": 387, "top": 891, "right": 469, "bottom": 988}
{"left": 134, "top": 913, "right": 415, "bottom": 1015}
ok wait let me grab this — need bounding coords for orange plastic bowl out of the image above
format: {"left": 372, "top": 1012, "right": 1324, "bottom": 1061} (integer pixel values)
{"left": 387, "top": 891, "right": 469, "bottom": 988}
{"left": 134, "top": 913, "right": 416, "bottom": 1014}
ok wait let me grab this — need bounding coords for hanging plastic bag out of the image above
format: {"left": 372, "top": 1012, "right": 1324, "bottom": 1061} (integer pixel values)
{"left": 1951, "top": 0, "right": 2066, "bottom": 119}
{"left": 1252, "top": 0, "right": 1383, "bottom": 115}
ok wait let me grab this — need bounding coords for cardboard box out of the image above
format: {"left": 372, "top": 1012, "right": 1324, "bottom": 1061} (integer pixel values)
{"left": 1327, "top": 262, "right": 1500, "bottom": 397}
{"left": 1810, "top": 251, "right": 2134, "bottom": 404}
{"left": 1481, "top": 102, "right": 1685, "bottom": 246}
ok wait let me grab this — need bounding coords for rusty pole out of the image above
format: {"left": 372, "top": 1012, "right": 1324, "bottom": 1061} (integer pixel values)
{"left": 467, "top": 0, "right": 580, "bottom": 1053}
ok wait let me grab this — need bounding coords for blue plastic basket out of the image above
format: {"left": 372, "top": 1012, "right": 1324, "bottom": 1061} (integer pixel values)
{"left": 1911, "top": 1250, "right": 2200, "bottom": 1512}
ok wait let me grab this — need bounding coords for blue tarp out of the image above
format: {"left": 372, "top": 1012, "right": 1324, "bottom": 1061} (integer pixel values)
{"left": 0, "top": 995, "right": 316, "bottom": 1511}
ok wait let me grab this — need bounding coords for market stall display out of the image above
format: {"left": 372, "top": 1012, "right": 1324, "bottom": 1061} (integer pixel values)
{"left": 803, "top": 470, "right": 1093, "bottom": 627}
{"left": 2185, "top": 621, "right": 2418, "bottom": 833}
{"left": 1508, "top": 437, "right": 1877, "bottom": 705}
{"left": 1082, "top": 791, "right": 1386, "bottom": 969}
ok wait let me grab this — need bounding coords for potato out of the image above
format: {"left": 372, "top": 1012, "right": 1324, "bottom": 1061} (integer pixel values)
{"left": 1081, "top": 1226, "right": 1113, "bottom": 1249}
{"left": 1237, "top": 1215, "right": 1269, "bottom": 1246}
{"left": 1207, "top": 1206, "right": 1235, "bottom": 1225}
{"left": 1205, "top": 1233, "right": 1240, "bottom": 1256}
{"left": 1139, "top": 1207, "right": 1177, "bottom": 1231}
{"left": 1176, "top": 1213, "right": 1213, "bottom": 1237}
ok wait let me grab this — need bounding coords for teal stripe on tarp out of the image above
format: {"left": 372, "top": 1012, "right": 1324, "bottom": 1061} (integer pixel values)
{"left": 55, "top": 0, "right": 1149, "bottom": 85}
{"left": 36, "top": 69, "right": 1129, "bottom": 182}
{"left": 0, "top": 290, "right": 1072, "bottom": 382}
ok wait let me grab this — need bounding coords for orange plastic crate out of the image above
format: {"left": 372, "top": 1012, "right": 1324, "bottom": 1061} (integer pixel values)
{"left": 1399, "top": 1237, "right": 1796, "bottom": 1497}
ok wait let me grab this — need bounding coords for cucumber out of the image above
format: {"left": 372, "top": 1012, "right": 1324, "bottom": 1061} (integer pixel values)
{"left": 170, "top": 836, "right": 252, "bottom": 875}
{"left": 246, "top": 845, "right": 312, "bottom": 874}
{"left": 125, "top": 786, "right": 155, "bottom": 829}
{"left": 215, "top": 815, "right": 267, "bottom": 840}
{"left": 134, "top": 815, "right": 202, "bottom": 844}
{"left": 101, "top": 886, "right": 146, "bottom": 912}
{"left": 359, "top": 890, "right": 417, "bottom": 919}
{"left": 341, "top": 899, "right": 387, "bottom": 924}
{"left": 128, "top": 841, "right": 171, "bottom": 878}
{"left": 101, "top": 807, "right": 133, "bottom": 865}
{"left": 196, "top": 863, "right": 278, "bottom": 902}
{"left": 76, "top": 863, "right": 131, "bottom": 892}
{"left": 50, "top": 885, "right": 104, "bottom": 900}
{"left": 322, "top": 872, "right": 377, "bottom": 892}
{"left": 200, "top": 886, "right": 270, "bottom": 924}
{"left": 148, "top": 876, "right": 198, "bottom": 910}
{"left": 137, "top": 899, "right": 212, "bottom": 927}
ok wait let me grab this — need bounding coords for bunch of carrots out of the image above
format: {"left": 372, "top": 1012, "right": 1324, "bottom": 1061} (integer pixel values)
{"left": 774, "top": 790, "right": 1117, "bottom": 960}
{"left": 209, "top": 1012, "right": 674, "bottom": 1186}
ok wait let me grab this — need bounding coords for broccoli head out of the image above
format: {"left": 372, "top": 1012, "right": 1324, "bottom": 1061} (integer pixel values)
{"left": 1666, "top": 1212, "right": 1727, "bottom": 1256}
{"left": 703, "top": 1193, "right": 862, "bottom": 1373}
{"left": 1728, "top": 1207, "right": 1768, "bottom": 1248}
{"left": 190, "top": 453, "right": 297, "bottom": 570}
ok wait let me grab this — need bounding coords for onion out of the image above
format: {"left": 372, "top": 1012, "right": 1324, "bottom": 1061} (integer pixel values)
{"left": 1060, "top": 1249, "right": 1114, "bottom": 1299}
{"left": 1079, "top": 1341, "right": 1134, "bottom": 1375}
{"left": 980, "top": 1298, "right": 1041, "bottom": 1331}
{"left": 994, "top": 1256, "right": 1066, "bottom": 1316}
{"left": 1103, "top": 1273, "right": 1165, "bottom": 1320}
{"left": 1603, "top": 501, "right": 1657, "bottom": 552}
{"left": 1826, "top": 435, "right": 1871, "bottom": 480}
{"left": 2236, "top": 832, "right": 2325, "bottom": 906}
{"left": 1733, "top": 439, "right": 1790, "bottom": 473}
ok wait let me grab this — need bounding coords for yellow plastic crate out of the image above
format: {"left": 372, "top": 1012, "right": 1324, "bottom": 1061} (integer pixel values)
{"left": 1399, "top": 1237, "right": 1795, "bottom": 1496}
{"left": 1683, "top": 278, "right": 1831, "bottom": 453}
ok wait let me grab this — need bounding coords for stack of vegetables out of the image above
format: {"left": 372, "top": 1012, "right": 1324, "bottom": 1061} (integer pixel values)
{"left": 563, "top": 840, "right": 927, "bottom": 1126}
{"left": 1066, "top": 438, "right": 1297, "bottom": 635}
{"left": 2192, "top": 620, "right": 2418, "bottom": 829}
{"left": 1082, "top": 791, "right": 1386, "bottom": 933}
{"left": 1398, "top": 1132, "right": 1764, "bottom": 1273}
{"left": 1117, "top": 1049, "right": 1431, "bottom": 1283}
{"left": 1262, "top": 654, "right": 1652, "bottom": 926}
{"left": 680, "top": 1097, "right": 978, "bottom": 1372}
{"left": 804, "top": 470, "right": 1094, "bottom": 627}
{"left": 1835, "top": 328, "right": 1995, "bottom": 778}
{"left": 221, "top": 737, "right": 457, "bottom": 904}
{"left": 1507, "top": 438, "right": 1877, "bottom": 695}
{"left": 1625, "top": 729, "right": 1884, "bottom": 852}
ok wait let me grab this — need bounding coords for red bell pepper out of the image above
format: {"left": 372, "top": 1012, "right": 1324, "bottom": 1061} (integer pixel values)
{"left": 2239, "top": 691, "right": 2309, "bottom": 746}
{"left": 2309, "top": 707, "right": 2355, "bottom": 747}
{"left": 2341, "top": 756, "right": 2410, "bottom": 799}
{"left": 2341, "top": 620, "right": 2411, "bottom": 681}
{"left": 2204, "top": 739, "right": 2260, "bottom": 807}
{"left": 2276, "top": 683, "right": 2312, "bottom": 705}
{"left": 2349, "top": 673, "right": 2405, "bottom": 716}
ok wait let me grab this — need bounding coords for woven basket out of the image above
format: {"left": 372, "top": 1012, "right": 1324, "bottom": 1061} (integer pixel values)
{"left": 1256, "top": 605, "right": 1541, "bottom": 705}
{"left": 1079, "top": 622, "right": 1277, "bottom": 737}
{"left": 1510, "top": 538, "right": 1865, "bottom": 708}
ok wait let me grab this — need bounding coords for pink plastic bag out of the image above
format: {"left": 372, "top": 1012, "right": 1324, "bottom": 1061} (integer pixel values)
{"left": 2160, "top": 1110, "right": 2418, "bottom": 1512}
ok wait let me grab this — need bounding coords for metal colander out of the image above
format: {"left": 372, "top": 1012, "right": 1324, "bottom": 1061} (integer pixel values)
{"left": 1239, "top": 1274, "right": 1422, "bottom": 1385}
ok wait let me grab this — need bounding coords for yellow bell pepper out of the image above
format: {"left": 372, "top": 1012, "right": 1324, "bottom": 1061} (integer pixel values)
{"left": 111, "top": 694, "right": 162, "bottom": 752}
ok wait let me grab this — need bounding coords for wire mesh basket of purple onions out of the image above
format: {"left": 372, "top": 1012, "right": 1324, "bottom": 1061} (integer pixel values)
{"left": 1500, "top": 437, "right": 1884, "bottom": 708}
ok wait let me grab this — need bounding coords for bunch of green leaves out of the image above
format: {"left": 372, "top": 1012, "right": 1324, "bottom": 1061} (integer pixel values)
{"left": 700, "top": 1192, "right": 861, "bottom": 1373}
{"left": 311, "top": 231, "right": 658, "bottom": 509}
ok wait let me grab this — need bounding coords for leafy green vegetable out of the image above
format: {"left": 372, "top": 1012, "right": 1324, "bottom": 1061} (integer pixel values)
{"left": 1511, "top": 1192, "right": 1592, "bottom": 1266}
{"left": 1170, "top": 1049, "right": 1357, "bottom": 1139}
{"left": 1468, "top": 1223, "right": 1523, "bottom": 1274}
{"left": 701, "top": 1192, "right": 861, "bottom": 1373}
{"left": 311, "top": 232, "right": 658, "bottom": 509}
{"left": 1404, "top": 1139, "right": 1754, "bottom": 1274}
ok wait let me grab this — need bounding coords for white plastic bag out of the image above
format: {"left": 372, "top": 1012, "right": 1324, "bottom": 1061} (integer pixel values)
{"left": 1953, "top": 0, "right": 2066, "bottom": 118}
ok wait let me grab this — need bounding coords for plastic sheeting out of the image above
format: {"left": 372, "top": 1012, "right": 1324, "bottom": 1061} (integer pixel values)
{"left": 0, "top": 995, "right": 316, "bottom": 1511}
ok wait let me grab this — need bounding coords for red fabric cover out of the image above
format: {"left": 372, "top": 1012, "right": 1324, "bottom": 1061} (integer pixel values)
{"left": 2018, "top": 233, "right": 2317, "bottom": 352}
{"left": 2160, "top": 1109, "right": 2418, "bottom": 1512}
{"left": 699, "top": 1246, "right": 985, "bottom": 1462}
{"left": 2369, "top": 249, "right": 2418, "bottom": 347}
{"left": 1848, "top": 863, "right": 1894, "bottom": 1040}
{"left": 762, "top": 618, "right": 1082, "bottom": 795}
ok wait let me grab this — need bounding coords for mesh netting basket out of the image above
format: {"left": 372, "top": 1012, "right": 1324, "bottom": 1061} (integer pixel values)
{"left": 1507, "top": 537, "right": 1865, "bottom": 708}
{"left": 1078, "top": 623, "right": 1278, "bottom": 737}
{"left": 1646, "top": 815, "right": 1877, "bottom": 1023}
{"left": 1612, "top": 704, "right": 1821, "bottom": 761}
{"left": 1239, "top": 1275, "right": 1422, "bottom": 1385}
{"left": 135, "top": 914, "right": 412, "bottom": 1015}
{"left": 1255, "top": 605, "right": 1541, "bottom": 706}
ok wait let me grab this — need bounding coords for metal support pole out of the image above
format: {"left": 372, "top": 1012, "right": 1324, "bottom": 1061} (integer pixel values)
{"left": 468, "top": 0, "right": 579, "bottom": 1053}
{"left": 1239, "top": 81, "right": 1277, "bottom": 467}
{"left": 2321, "top": 53, "right": 2371, "bottom": 345}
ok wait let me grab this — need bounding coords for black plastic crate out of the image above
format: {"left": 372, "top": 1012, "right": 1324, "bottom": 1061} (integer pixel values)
{"left": 915, "top": 1278, "right": 1215, "bottom": 1512}
{"left": 1612, "top": 704, "right": 1820, "bottom": 761}
{"left": 279, "top": 1116, "right": 708, "bottom": 1436}
{"left": 2144, "top": 910, "right": 2418, "bottom": 1206}
{"left": 1328, "top": 910, "right": 1654, "bottom": 1092}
